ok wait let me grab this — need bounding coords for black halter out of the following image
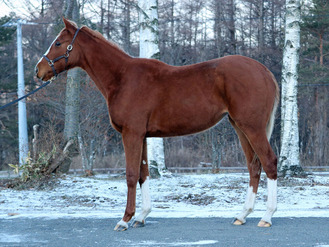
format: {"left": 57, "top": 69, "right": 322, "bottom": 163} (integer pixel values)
{"left": 43, "top": 28, "right": 80, "bottom": 78}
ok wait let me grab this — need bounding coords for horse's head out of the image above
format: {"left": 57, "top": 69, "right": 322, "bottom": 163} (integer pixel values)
{"left": 36, "top": 17, "right": 80, "bottom": 81}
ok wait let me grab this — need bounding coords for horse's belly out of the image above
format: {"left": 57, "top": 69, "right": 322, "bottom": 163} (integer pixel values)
{"left": 147, "top": 108, "right": 227, "bottom": 137}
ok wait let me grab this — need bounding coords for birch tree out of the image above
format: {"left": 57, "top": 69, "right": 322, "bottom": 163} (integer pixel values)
{"left": 138, "top": 0, "right": 167, "bottom": 177}
{"left": 278, "top": 0, "right": 304, "bottom": 176}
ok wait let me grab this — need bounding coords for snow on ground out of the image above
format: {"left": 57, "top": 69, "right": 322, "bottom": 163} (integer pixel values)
{"left": 0, "top": 173, "right": 328, "bottom": 219}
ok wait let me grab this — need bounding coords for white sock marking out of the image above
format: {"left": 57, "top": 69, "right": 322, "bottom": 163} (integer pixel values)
{"left": 135, "top": 176, "right": 152, "bottom": 222}
{"left": 236, "top": 186, "right": 256, "bottom": 223}
{"left": 261, "top": 178, "right": 277, "bottom": 224}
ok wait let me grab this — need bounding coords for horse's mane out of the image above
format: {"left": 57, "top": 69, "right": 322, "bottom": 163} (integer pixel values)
{"left": 80, "top": 25, "right": 125, "bottom": 53}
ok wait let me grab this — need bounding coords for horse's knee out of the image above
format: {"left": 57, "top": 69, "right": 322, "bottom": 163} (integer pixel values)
{"left": 126, "top": 173, "right": 139, "bottom": 187}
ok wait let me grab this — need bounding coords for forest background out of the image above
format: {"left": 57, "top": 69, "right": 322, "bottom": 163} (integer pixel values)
{"left": 0, "top": 0, "right": 328, "bottom": 172}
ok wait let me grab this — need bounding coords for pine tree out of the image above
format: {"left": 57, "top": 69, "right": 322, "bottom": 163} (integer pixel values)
{"left": 0, "top": 15, "right": 18, "bottom": 167}
{"left": 302, "top": 0, "right": 329, "bottom": 66}
{"left": 299, "top": 0, "right": 329, "bottom": 169}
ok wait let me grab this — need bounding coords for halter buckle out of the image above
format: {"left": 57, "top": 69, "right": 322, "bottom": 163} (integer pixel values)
{"left": 48, "top": 60, "right": 54, "bottom": 66}
{"left": 67, "top": 44, "right": 73, "bottom": 51}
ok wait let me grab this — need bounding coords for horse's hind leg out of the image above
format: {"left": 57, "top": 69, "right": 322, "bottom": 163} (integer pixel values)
{"left": 238, "top": 126, "right": 278, "bottom": 227}
{"left": 250, "top": 134, "right": 277, "bottom": 227}
{"left": 230, "top": 118, "right": 262, "bottom": 225}
{"left": 132, "top": 138, "right": 152, "bottom": 228}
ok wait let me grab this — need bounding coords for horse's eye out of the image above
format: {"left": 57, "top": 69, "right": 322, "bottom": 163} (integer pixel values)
{"left": 55, "top": 41, "right": 61, "bottom": 47}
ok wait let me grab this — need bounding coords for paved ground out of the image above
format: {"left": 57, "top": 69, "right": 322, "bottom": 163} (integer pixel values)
{"left": 0, "top": 217, "right": 328, "bottom": 247}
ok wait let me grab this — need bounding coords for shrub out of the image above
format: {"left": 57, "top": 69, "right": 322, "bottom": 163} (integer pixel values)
{"left": 8, "top": 147, "right": 56, "bottom": 183}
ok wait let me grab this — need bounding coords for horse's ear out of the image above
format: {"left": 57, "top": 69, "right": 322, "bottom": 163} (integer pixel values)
{"left": 62, "top": 17, "right": 76, "bottom": 32}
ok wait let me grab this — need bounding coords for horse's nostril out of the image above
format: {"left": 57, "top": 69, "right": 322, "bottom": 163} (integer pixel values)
{"left": 35, "top": 66, "right": 39, "bottom": 74}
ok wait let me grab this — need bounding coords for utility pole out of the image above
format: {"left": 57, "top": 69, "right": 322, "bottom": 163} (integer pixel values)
{"left": 16, "top": 19, "right": 28, "bottom": 166}
{"left": 2, "top": 19, "right": 37, "bottom": 166}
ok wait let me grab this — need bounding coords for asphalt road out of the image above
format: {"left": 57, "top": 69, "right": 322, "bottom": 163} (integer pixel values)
{"left": 0, "top": 217, "right": 328, "bottom": 247}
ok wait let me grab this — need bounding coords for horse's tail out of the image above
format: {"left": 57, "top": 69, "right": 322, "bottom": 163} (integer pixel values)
{"left": 266, "top": 73, "right": 280, "bottom": 141}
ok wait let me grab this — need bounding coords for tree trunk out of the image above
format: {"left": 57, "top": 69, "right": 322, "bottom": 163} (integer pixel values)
{"left": 258, "top": 0, "right": 264, "bottom": 62}
{"left": 106, "top": 0, "right": 111, "bottom": 39}
{"left": 213, "top": 0, "right": 223, "bottom": 58}
{"left": 100, "top": 0, "right": 104, "bottom": 34}
{"left": 319, "top": 33, "right": 323, "bottom": 66}
{"left": 270, "top": 0, "right": 276, "bottom": 48}
{"left": 313, "top": 86, "right": 327, "bottom": 167}
{"left": 78, "top": 130, "right": 95, "bottom": 176}
{"left": 278, "top": 0, "right": 304, "bottom": 177}
{"left": 32, "top": 124, "right": 40, "bottom": 162}
{"left": 139, "top": 0, "right": 166, "bottom": 177}
{"left": 122, "top": 0, "right": 131, "bottom": 54}
{"left": 64, "top": 68, "right": 80, "bottom": 141}
{"left": 227, "top": 0, "right": 236, "bottom": 54}
{"left": 60, "top": 0, "right": 81, "bottom": 173}
{"left": 211, "top": 129, "right": 221, "bottom": 173}
{"left": 169, "top": 0, "right": 175, "bottom": 64}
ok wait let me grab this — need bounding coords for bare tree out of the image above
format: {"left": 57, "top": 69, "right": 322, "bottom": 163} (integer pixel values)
{"left": 60, "top": 0, "right": 81, "bottom": 173}
{"left": 121, "top": 0, "right": 132, "bottom": 54}
{"left": 227, "top": 0, "right": 237, "bottom": 54}
{"left": 213, "top": 0, "right": 223, "bottom": 57}
{"left": 257, "top": 0, "right": 265, "bottom": 62}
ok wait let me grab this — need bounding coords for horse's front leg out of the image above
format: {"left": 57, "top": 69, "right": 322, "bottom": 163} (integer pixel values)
{"left": 132, "top": 138, "right": 152, "bottom": 228}
{"left": 114, "top": 132, "right": 144, "bottom": 231}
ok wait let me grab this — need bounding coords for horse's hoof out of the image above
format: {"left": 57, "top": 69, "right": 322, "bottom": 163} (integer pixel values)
{"left": 257, "top": 220, "right": 271, "bottom": 227}
{"left": 232, "top": 218, "right": 244, "bottom": 226}
{"left": 114, "top": 220, "right": 128, "bottom": 231}
{"left": 132, "top": 220, "right": 145, "bottom": 228}
{"left": 114, "top": 224, "right": 128, "bottom": 231}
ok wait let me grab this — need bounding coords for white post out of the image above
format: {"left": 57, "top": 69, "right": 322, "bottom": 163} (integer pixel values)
{"left": 17, "top": 19, "right": 29, "bottom": 166}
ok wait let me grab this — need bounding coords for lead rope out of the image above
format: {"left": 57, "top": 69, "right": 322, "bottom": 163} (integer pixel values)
{"left": 0, "top": 80, "right": 52, "bottom": 110}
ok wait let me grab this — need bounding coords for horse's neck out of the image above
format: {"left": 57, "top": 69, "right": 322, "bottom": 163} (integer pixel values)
{"left": 78, "top": 32, "right": 131, "bottom": 97}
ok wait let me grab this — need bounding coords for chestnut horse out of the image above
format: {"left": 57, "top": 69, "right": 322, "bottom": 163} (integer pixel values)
{"left": 36, "top": 18, "right": 279, "bottom": 230}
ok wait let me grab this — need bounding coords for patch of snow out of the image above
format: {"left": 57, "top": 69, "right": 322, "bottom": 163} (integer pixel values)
{"left": 0, "top": 173, "right": 328, "bottom": 219}
{"left": 0, "top": 233, "right": 22, "bottom": 243}
{"left": 0, "top": 233, "right": 48, "bottom": 244}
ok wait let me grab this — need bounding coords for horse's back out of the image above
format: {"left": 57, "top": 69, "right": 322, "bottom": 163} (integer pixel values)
{"left": 118, "top": 55, "right": 278, "bottom": 137}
